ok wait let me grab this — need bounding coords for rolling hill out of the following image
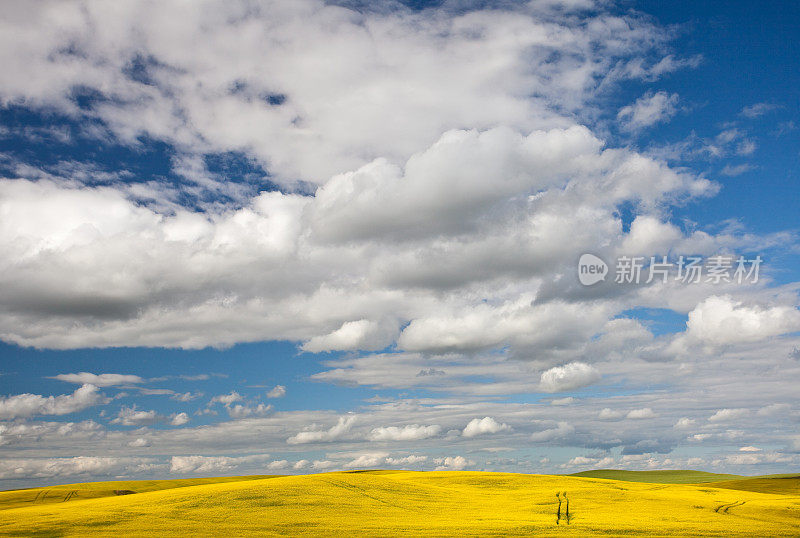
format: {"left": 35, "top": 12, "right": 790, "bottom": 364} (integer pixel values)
{"left": 0, "top": 470, "right": 798, "bottom": 536}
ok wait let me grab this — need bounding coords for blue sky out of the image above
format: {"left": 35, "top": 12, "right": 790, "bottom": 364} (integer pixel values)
{"left": 0, "top": 0, "right": 798, "bottom": 488}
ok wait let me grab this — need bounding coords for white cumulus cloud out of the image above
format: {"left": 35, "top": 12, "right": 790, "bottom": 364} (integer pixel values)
{"left": 170, "top": 412, "right": 190, "bottom": 426}
{"left": 686, "top": 295, "right": 800, "bottom": 347}
{"left": 539, "top": 362, "right": 600, "bottom": 393}
{"left": 462, "top": 417, "right": 511, "bottom": 438}
{"left": 708, "top": 408, "right": 749, "bottom": 422}
{"left": 0, "top": 384, "right": 106, "bottom": 420}
{"left": 51, "top": 373, "right": 144, "bottom": 387}
{"left": 368, "top": 424, "right": 442, "bottom": 442}
{"left": 266, "top": 385, "right": 286, "bottom": 399}
{"left": 287, "top": 415, "right": 357, "bottom": 444}
{"left": 618, "top": 91, "right": 679, "bottom": 131}
{"left": 626, "top": 408, "right": 657, "bottom": 419}
{"left": 434, "top": 456, "right": 472, "bottom": 471}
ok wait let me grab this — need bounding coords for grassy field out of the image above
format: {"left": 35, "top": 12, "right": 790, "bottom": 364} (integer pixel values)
{"left": 0, "top": 470, "right": 798, "bottom": 536}
{"left": 568, "top": 470, "right": 746, "bottom": 483}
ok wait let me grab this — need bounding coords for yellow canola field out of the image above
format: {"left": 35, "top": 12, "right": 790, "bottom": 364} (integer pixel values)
{"left": 0, "top": 470, "right": 798, "bottom": 536}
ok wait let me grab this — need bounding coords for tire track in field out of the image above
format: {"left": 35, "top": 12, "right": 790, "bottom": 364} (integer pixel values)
{"left": 722, "top": 500, "right": 746, "bottom": 513}
{"left": 555, "top": 491, "right": 571, "bottom": 525}
{"left": 714, "top": 500, "right": 745, "bottom": 514}
{"left": 314, "top": 477, "right": 425, "bottom": 513}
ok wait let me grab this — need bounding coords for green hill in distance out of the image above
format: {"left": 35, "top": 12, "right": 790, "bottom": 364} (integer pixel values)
{"left": 712, "top": 475, "right": 800, "bottom": 495}
{"left": 569, "top": 469, "right": 800, "bottom": 495}
{"left": 568, "top": 469, "right": 745, "bottom": 483}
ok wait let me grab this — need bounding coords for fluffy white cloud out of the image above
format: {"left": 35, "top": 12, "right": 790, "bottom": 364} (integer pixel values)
{"left": 170, "top": 455, "right": 226, "bottom": 474}
{"left": 530, "top": 421, "right": 574, "bottom": 442}
{"left": 626, "top": 408, "right": 657, "bottom": 420}
{"left": 266, "top": 385, "right": 286, "bottom": 399}
{"left": 539, "top": 362, "right": 600, "bottom": 393}
{"left": 565, "top": 455, "right": 614, "bottom": 468}
{"left": 344, "top": 453, "right": 390, "bottom": 469}
{"left": 302, "top": 320, "right": 396, "bottom": 353}
{"left": 368, "top": 424, "right": 441, "bottom": 442}
{"left": 287, "top": 415, "right": 356, "bottom": 444}
{"left": 619, "top": 215, "right": 683, "bottom": 256}
{"left": 721, "top": 163, "right": 755, "bottom": 177}
{"left": 618, "top": 91, "right": 679, "bottom": 131}
{"left": 170, "top": 413, "right": 190, "bottom": 426}
{"left": 740, "top": 103, "right": 777, "bottom": 119}
{"left": 0, "top": 456, "right": 155, "bottom": 480}
{"left": 0, "top": 121, "right": 714, "bottom": 352}
{"left": 708, "top": 408, "right": 749, "bottom": 422}
{"left": 739, "top": 446, "right": 761, "bottom": 452}
{"left": 0, "top": 352, "right": 797, "bottom": 479}
{"left": 171, "top": 392, "right": 203, "bottom": 402}
{"left": 0, "top": 0, "right": 683, "bottom": 185}
{"left": 0, "top": 420, "right": 104, "bottom": 447}
{"left": 311, "top": 460, "right": 338, "bottom": 470}
{"left": 205, "top": 392, "right": 273, "bottom": 418}
{"left": 226, "top": 404, "right": 273, "bottom": 419}
{"left": 686, "top": 296, "right": 800, "bottom": 346}
{"left": 0, "top": 0, "right": 717, "bottom": 353}
{"left": 462, "top": 417, "right": 510, "bottom": 438}
{"left": 0, "top": 384, "right": 106, "bottom": 420}
{"left": 343, "top": 453, "right": 430, "bottom": 470}
{"left": 51, "top": 373, "right": 143, "bottom": 387}
{"left": 111, "top": 406, "right": 159, "bottom": 426}
{"left": 598, "top": 408, "right": 624, "bottom": 420}
{"left": 397, "top": 297, "right": 609, "bottom": 355}
{"left": 169, "top": 454, "right": 271, "bottom": 474}
{"left": 757, "top": 403, "right": 791, "bottom": 416}
{"left": 310, "top": 126, "right": 603, "bottom": 242}
{"left": 210, "top": 392, "right": 244, "bottom": 406}
{"left": 0, "top": 0, "right": 797, "bottom": 484}
{"left": 673, "top": 417, "right": 695, "bottom": 429}
{"left": 434, "top": 456, "right": 472, "bottom": 471}
{"left": 385, "top": 455, "right": 427, "bottom": 466}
